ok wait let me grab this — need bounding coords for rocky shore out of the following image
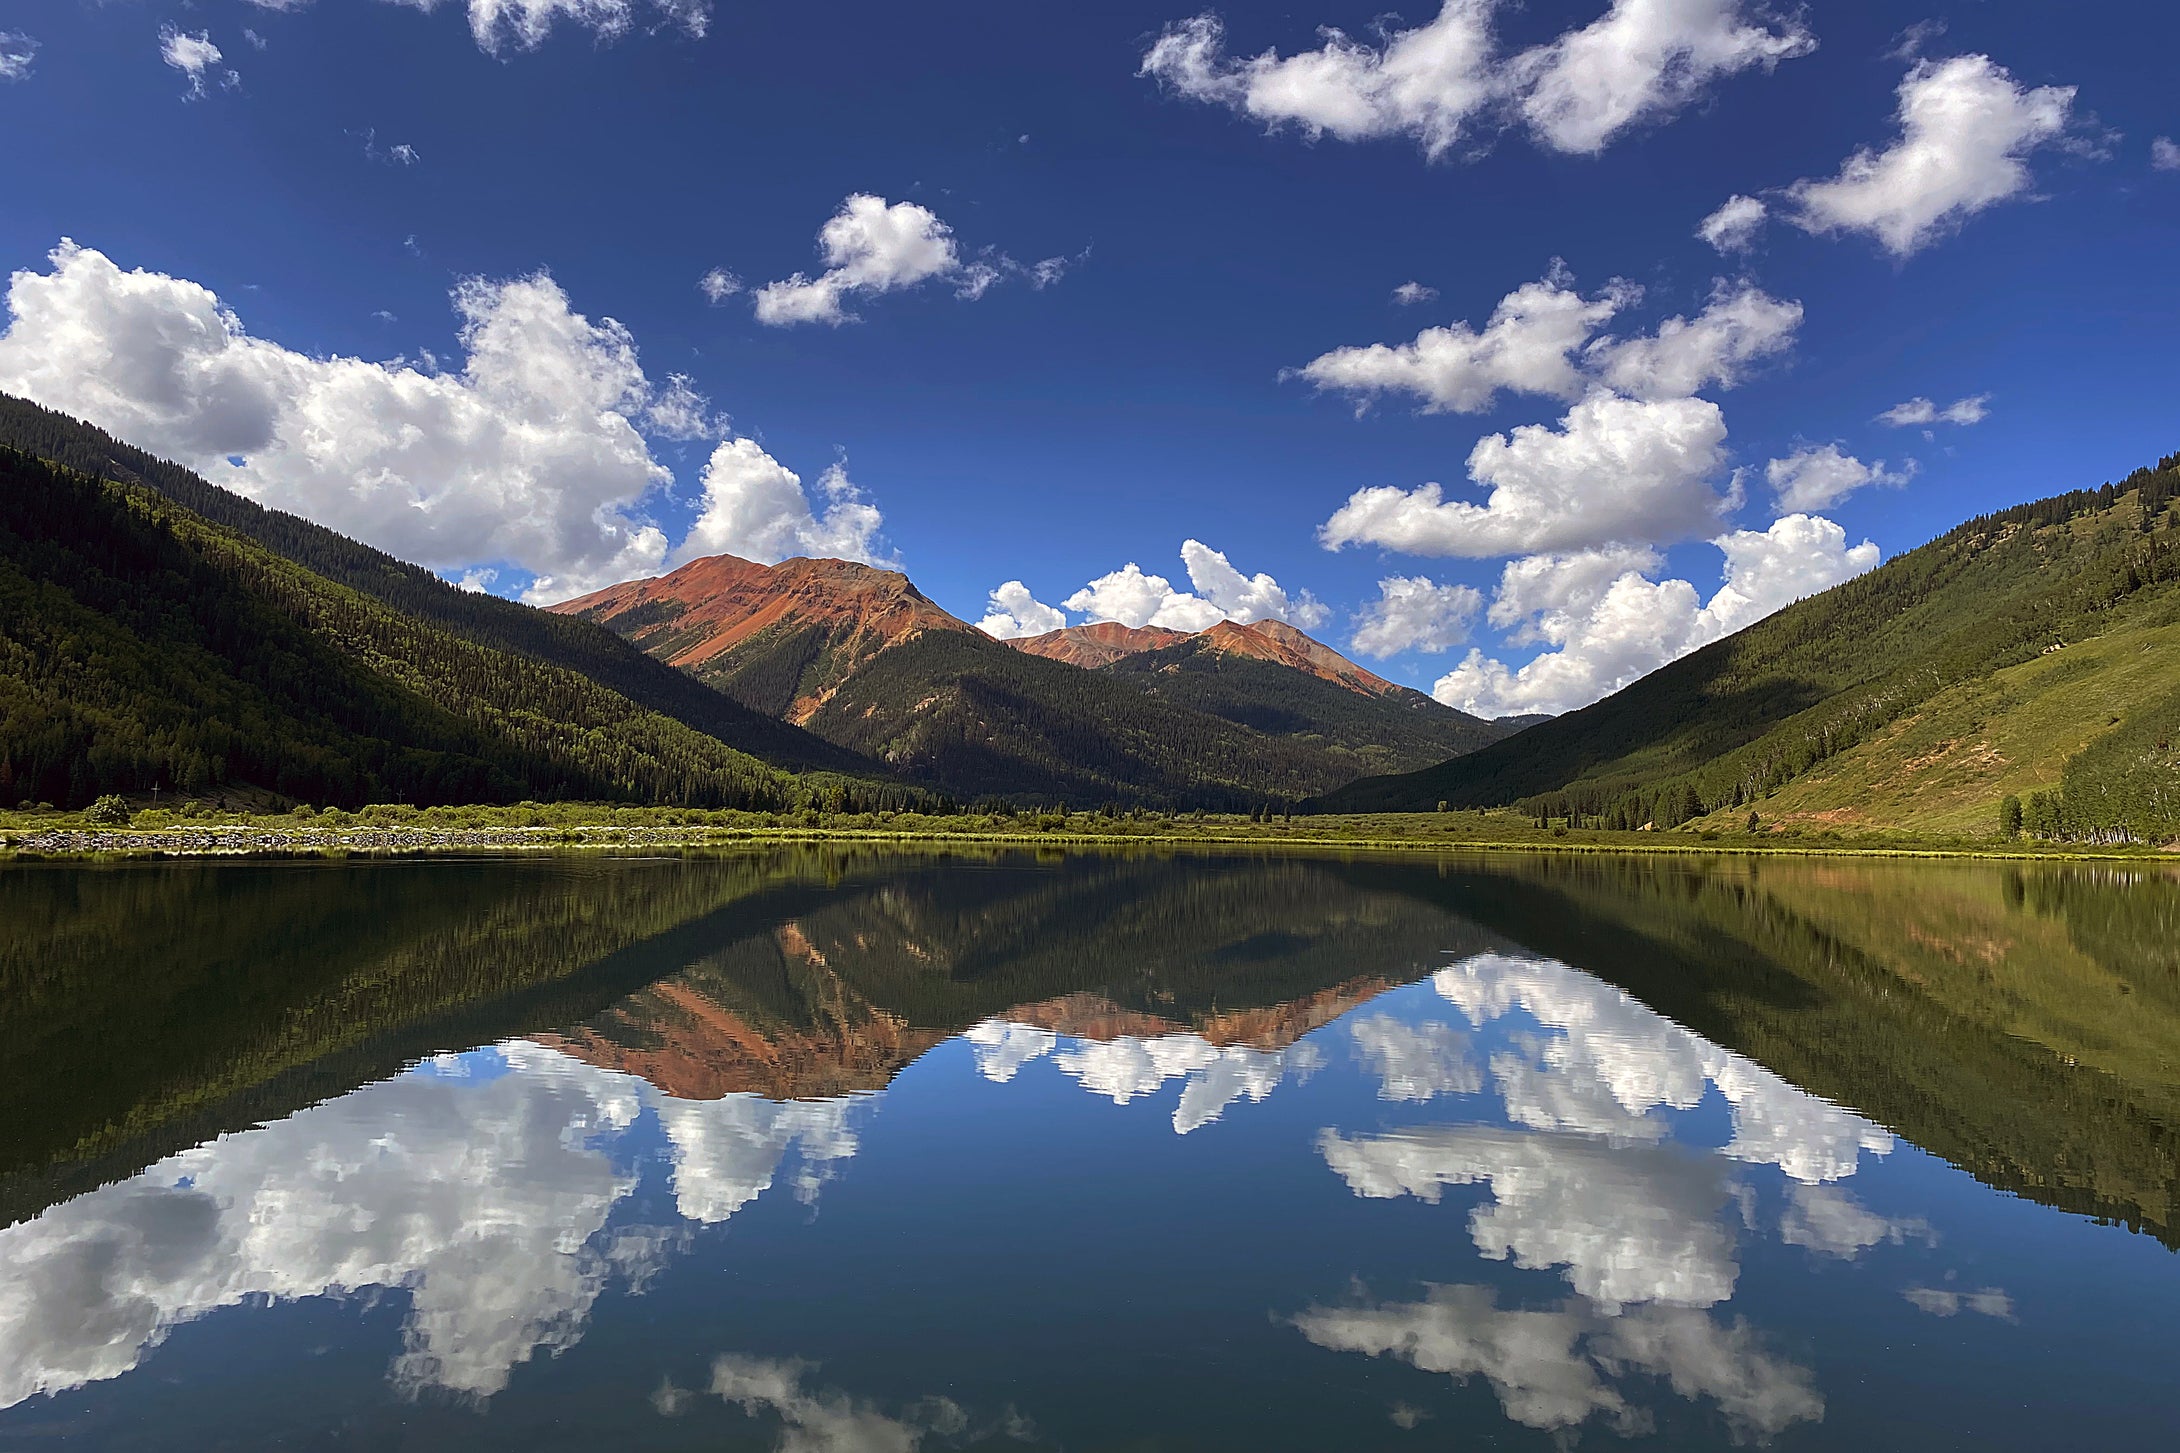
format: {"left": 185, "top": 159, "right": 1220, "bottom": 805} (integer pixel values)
{"left": 0, "top": 825, "right": 732, "bottom": 856}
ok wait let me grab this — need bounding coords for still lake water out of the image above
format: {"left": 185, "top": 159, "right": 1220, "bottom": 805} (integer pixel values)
{"left": 2, "top": 849, "right": 2177, "bottom": 1449}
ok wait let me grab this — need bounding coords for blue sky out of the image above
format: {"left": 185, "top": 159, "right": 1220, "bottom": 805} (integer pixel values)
{"left": 1, "top": 1, "right": 2176, "bottom": 715}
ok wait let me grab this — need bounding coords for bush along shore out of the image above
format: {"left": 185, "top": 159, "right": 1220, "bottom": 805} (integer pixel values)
{"left": 2, "top": 798, "right": 2175, "bottom": 862}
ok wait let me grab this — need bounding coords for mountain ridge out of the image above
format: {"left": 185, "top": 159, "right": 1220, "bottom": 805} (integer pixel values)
{"left": 558, "top": 551, "right": 1514, "bottom": 804}
{"left": 1010, "top": 621, "right": 1187, "bottom": 669}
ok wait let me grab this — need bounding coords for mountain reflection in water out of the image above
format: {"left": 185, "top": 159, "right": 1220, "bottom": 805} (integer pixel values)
{"left": 1, "top": 850, "right": 2176, "bottom": 1449}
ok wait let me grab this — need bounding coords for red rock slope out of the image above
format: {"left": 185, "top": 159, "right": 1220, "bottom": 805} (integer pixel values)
{"left": 1008, "top": 621, "right": 1187, "bottom": 668}
{"left": 551, "top": 553, "right": 974, "bottom": 722}
{"left": 1192, "top": 619, "right": 1407, "bottom": 698}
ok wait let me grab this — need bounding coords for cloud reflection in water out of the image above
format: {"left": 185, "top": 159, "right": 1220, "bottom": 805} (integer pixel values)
{"left": 0, "top": 1041, "right": 867, "bottom": 1410}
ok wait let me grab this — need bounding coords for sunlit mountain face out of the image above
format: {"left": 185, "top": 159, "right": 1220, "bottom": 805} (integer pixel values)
{"left": 2, "top": 852, "right": 2177, "bottom": 1449}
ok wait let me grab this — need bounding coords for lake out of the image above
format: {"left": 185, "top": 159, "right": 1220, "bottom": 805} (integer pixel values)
{"left": 2, "top": 848, "right": 2176, "bottom": 1449}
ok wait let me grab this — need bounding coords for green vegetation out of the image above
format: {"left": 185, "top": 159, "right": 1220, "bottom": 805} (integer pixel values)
{"left": 791, "top": 629, "right": 1368, "bottom": 806}
{"left": 0, "top": 446, "right": 909, "bottom": 812}
{"left": 0, "top": 394, "right": 870, "bottom": 775}
{"left": 1322, "top": 450, "right": 2180, "bottom": 847}
{"left": 1103, "top": 634, "right": 1503, "bottom": 771}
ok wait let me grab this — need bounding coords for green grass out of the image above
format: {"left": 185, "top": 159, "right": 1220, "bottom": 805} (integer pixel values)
{"left": 1702, "top": 604, "right": 2180, "bottom": 836}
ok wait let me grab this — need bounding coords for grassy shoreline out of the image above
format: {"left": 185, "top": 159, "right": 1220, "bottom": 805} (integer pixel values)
{"left": 2, "top": 802, "right": 2173, "bottom": 863}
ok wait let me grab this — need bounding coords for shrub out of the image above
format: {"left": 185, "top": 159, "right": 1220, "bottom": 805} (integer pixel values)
{"left": 85, "top": 795, "right": 130, "bottom": 826}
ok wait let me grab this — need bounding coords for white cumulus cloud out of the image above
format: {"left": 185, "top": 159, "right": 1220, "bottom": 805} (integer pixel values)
{"left": 1065, "top": 563, "right": 1226, "bottom": 633}
{"left": 1139, "top": 3, "right": 1500, "bottom": 160}
{"left": 1583, "top": 281, "right": 1801, "bottom": 401}
{"left": 750, "top": 194, "right": 1070, "bottom": 327}
{"left": 160, "top": 26, "right": 238, "bottom": 99}
{"left": 2154, "top": 137, "right": 2180, "bottom": 172}
{"left": 1764, "top": 443, "right": 1915, "bottom": 512}
{"left": 1064, "top": 542, "right": 1325, "bottom": 632}
{"left": 0, "top": 240, "right": 879, "bottom": 603}
{"left": 1297, "top": 272, "right": 1633, "bottom": 414}
{"left": 1180, "top": 538, "right": 1330, "bottom": 628}
{"left": 1430, "top": 516, "right": 1880, "bottom": 717}
{"left": 1298, "top": 272, "right": 1796, "bottom": 414}
{"left": 0, "top": 240, "right": 713, "bottom": 603}
{"left": 1320, "top": 392, "right": 1735, "bottom": 558}
{"left": 975, "top": 581, "right": 1067, "bottom": 640}
{"left": 1349, "top": 576, "right": 1484, "bottom": 657}
{"left": 1508, "top": 0, "right": 1815, "bottom": 157}
{"left": 1141, "top": 1, "right": 1811, "bottom": 161}
{"left": 1695, "top": 193, "right": 1767, "bottom": 252}
{"left": 1485, "top": 544, "right": 1664, "bottom": 640}
{"left": 1391, "top": 280, "right": 1440, "bottom": 306}
{"left": 673, "top": 443, "right": 888, "bottom": 568}
{"left": 1783, "top": 55, "right": 2083, "bottom": 256}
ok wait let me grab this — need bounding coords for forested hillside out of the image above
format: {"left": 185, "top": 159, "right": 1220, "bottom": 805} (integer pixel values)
{"left": 789, "top": 628, "right": 1395, "bottom": 806}
{"left": 1322, "top": 452, "right": 2180, "bottom": 844}
{"left": 1102, "top": 628, "right": 1504, "bottom": 775}
{"left": 0, "top": 448, "right": 898, "bottom": 811}
{"left": 0, "top": 394, "right": 868, "bottom": 775}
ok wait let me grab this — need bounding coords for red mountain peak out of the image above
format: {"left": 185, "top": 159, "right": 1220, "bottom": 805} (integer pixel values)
{"left": 550, "top": 552, "right": 970, "bottom": 671}
{"left": 1198, "top": 618, "right": 1404, "bottom": 698}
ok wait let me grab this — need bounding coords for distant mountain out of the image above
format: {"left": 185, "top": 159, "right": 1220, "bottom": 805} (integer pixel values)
{"left": 558, "top": 553, "right": 1515, "bottom": 804}
{"left": 1186, "top": 618, "right": 1410, "bottom": 697}
{"left": 1320, "top": 451, "right": 2180, "bottom": 844}
{"left": 551, "top": 552, "right": 971, "bottom": 721}
{"left": 1101, "top": 619, "right": 1506, "bottom": 772}
{"left": 0, "top": 394, "right": 871, "bottom": 777}
{"left": 0, "top": 443, "right": 880, "bottom": 812}
{"left": 1010, "top": 622, "right": 1186, "bottom": 668}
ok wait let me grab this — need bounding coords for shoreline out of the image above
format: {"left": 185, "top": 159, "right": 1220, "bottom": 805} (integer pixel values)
{"left": 2, "top": 822, "right": 2172, "bottom": 864}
